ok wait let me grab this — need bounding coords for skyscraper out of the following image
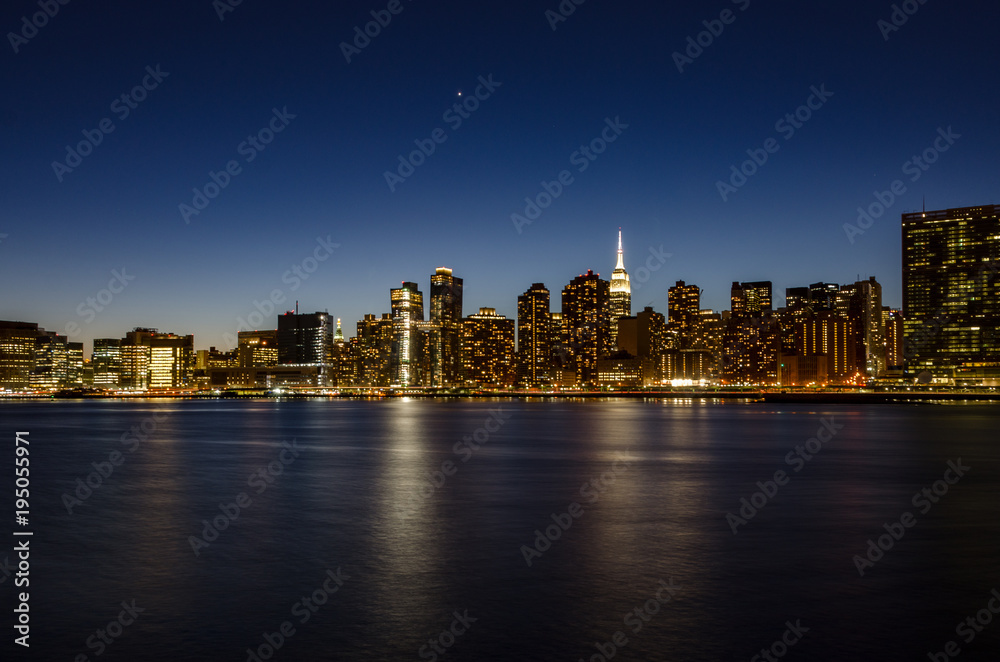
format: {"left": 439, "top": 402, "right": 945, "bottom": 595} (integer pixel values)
{"left": 277, "top": 312, "right": 334, "bottom": 366}
{"left": 903, "top": 204, "right": 1000, "bottom": 382}
{"left": 120, "top": 328, "right": 155, "bottom": 390}
{"left": 517, "top": 283, "right": 552, "bottom": 387}
{"left": 92, "top": 338, "right": 122, "bottom": 388}
{"left": 430, "top": 267, "right": 463, "bottom": 386}
{"left": 883, "top": 308, "right": 904, "bottom": 372}
{"left": 562, "top": 270, "right": 611, "bottom": 387}
{"left": 390, "top": 282, "right": 424, "bottom": 386}
{"left": 148, "top": 333, "right": 195, "bottom": 389}
{"left": 609, "top": 230, "right": 631, "bottom": 346}
{"left": 357, "top": 314, "right": 393, "bottom": 387}
{"left": 461, "top": 308, "right": 515, "bottom": 387}
{"left": 846, "top": 277, "right": 885, "bottom": 377}
{"left": 730, "top": 281, "right": 773, "bottom": 318}
{"left": 668, "top": 280, "right": 701, "bottom": 348}
{"left": 0, "top": 321, "right": 40, "bottom": 391}
{"left": 30, "top": 331, "right": 69, "bottom": 390}
{"left": 334, "top": 318, "right": 345, "bottom": 346}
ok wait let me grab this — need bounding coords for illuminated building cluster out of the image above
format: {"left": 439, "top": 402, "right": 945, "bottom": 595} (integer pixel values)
{"left": 2, "top": 205, "right": 998, "bottom": 392}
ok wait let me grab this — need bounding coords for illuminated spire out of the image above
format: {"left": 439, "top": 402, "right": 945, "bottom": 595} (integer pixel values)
{"left": 615, "top": 228, "right": 625, "bottom": 270}
{"left": 334, "top": 318, "right": 344, "bottom": 344}
{"left": 610, "top": 228, "right": 630, "bottom": 316}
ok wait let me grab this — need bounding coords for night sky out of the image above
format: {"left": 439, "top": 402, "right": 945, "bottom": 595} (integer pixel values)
{"left": 2, "top": 0, "right": 998, "bottom": 354}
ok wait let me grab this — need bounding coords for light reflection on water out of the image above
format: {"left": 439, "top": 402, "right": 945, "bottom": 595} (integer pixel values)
{"left": 2, "top": 398, "right": 998, "bottom": 661}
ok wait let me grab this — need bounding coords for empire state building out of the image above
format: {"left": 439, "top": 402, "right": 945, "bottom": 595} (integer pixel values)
{"left": 610, "top": 229, "right": 631, "bottom": 345}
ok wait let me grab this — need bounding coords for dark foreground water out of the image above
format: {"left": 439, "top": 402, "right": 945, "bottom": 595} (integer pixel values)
{"left": 0, "top": 399, "right": 998, "bottom": 661}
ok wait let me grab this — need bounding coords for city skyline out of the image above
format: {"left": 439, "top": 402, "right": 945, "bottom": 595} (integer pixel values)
{"left": 3, "top": 2, "right": 999, "bottom": 355}
{"left": 3, "top": 225, "right": 907, "bottom": 357}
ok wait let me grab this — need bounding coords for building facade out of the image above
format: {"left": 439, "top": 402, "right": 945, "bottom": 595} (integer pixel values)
{"left": 461, "top": 308, "right": 515, "bottom": 387}
{"left": 430, "top": 267, "right": 464, "bottom": 386}
{"left": 516, "top": 283, "right": 552, "bottom": 387}
{"left": 609, "top": 230, "right": 631, "bottom": 347}
{"left": 902, "top": 204, "right": 1000, "bottom": 383}
{"left": 562, "top": 270, "right": 611, "bottom": 387}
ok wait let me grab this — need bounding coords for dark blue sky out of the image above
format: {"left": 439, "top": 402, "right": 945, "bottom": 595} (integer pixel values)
{"left": 2, "top": 0, "right": 998, "bottom": 353}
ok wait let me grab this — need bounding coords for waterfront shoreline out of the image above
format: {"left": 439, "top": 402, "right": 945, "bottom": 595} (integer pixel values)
{"left": 3, "top": 391, "right": 999, "bottom": 404}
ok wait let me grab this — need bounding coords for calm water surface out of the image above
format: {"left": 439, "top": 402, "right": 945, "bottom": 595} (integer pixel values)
{"left": 1, "top": 399, "right": 998, "bottom": 661}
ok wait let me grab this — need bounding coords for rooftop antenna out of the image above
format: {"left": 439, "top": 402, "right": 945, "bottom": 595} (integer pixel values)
{"left": 295, "top": 300, "right": 299, "bottom": 315}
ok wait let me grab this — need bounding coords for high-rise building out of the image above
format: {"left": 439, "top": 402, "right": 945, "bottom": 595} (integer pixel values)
{"left": 390, "top": 282, "right": 424, "bottom": 386}
{"left": 562, "top": 270, "right": 611, "bottom": 387}
{"left": 616, "top": 306, "right": 666, "bottom": 384}
{"left": 609, "top": 230, "right": 631, "bottom": 346}
{"left": 147, "top": 333, "right": 194, "bottom": 389}
{"left": 794, "top": 311, "right": 858, "bottom": 383}
{"left": 809, "top": 283, "right": 840, "bottom": 311}
{"left": 30, "top": 331, "right": 69, "bottom": 390}
{"left": 785, "top": 287, "right": 811, "bottom": 309}
{"left": 277, "top": 312, "right": 334, "bottom": 366}
{"left": 883, "top": 308, "right": 904, "bottom": 371}
{"left": 357, "top": 314, "right": 393, "bottom": 387}
{"left": 461, "top": 308, "right": 515, "bottom": 387}
{"left": 334, "top": 318, "right": 345, "bottom": 346}
{"left": 668, "top": 280, "right": 701, "bottom": 347}
{"left": 67, "top": 342, "right": 84, "bottom": 387}
{"left": 617, "top": 306, "right": 666, "bottom": 359}
{"left": 120, "top": 329, "right": 155, "bottom": 390}
{"left": 517, "top": 283, "right": 552, "bottom": 387}
{"left": 92, "top": 338, "right": 122, "bottom": 388}
{"left": 333, "top": 338, "right": 359, "bottom": 387}
{"left": 430, "top": 267, "right": 463, "bottom": 386}
{"left": 0, "top": 321, "right": 40, "bottom": 391}
{"left": 902, "top": 204, "right": 1000, "bottom": 382}
{"left": 720, "top": 315, "right": 780, "bottom": 385}
{"left": 731, "top": 281, "right": 773, "bottom": 318}
{"left": 846, "top": 277, "right": 885, "bottom": 376}
{"left": 238, "top": 330, "right": 278, "bottom": 368}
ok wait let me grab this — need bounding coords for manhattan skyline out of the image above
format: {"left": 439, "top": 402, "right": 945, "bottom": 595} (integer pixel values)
{"left": 2, "top": 1, "right": 999, "bottom": 353}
